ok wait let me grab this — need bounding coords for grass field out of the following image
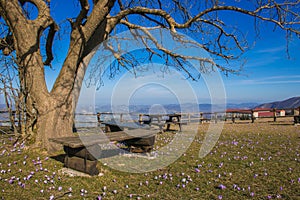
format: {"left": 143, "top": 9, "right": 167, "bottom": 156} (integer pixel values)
{"left": 0, "top": 121, "right": 299, "bottom": 199}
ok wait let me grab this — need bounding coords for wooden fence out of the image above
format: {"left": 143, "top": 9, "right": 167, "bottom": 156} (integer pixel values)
{"left": 90, "top": 107, "right": 300, "bottom": 125}
{"left": 1, "top": 107, "right": 299, "bottom": 129}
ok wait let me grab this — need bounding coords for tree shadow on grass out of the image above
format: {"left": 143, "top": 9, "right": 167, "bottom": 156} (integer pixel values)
{"left": 270, "top": 123, "right": 295, "bottom": 126}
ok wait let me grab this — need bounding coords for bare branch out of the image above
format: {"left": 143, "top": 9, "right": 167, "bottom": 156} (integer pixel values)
{"left": 0, "top": 34, "right": 14, "bottom": 55}
{"left": 111, "top": 2, "right": 300, "bottom": 34}
{"left": 118, "top": 20, "right": 226, "bottom": 76}
{"left": 197, "top": 19, "right": 246, "bottom": 53}
{"left": 75, "top": 0, "right": 90, "bottom": 26}
{"left": 111, "top": 6, "right": 177, "bottom": 32}
{"left": 102, "top": 0, "right": 298, "bottom": 78}
{"left": 43, "top": 23, "right": 59, "bottom": 66}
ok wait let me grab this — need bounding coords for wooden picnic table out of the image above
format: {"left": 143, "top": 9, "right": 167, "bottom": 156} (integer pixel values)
{"left": 165, "top": 114, "right": 184, "bottom": 131}
{"left": 49, "top": 128, "right": 157, "bottom": 176}
{"left": 140, "top": 113, "right": 185, "bottom": 131}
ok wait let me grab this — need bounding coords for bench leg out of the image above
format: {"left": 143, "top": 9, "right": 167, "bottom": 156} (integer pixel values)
{"left": 63, "top": 145, "right": 101, "bottom": 176}
{"left": 64, "top": 156, "right": 99, "bottom": 176}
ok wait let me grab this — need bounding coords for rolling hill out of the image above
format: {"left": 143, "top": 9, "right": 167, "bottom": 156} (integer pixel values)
{"left": 256, "top": 96, "right": 300, "bottom": 109}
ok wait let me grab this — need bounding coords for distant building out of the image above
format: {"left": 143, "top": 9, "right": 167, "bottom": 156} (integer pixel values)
{"left": 226, "top": 108, "right": 285, "bottom": 118}
{"left": 252, "top": 108, "right": 285, "bottom": 118}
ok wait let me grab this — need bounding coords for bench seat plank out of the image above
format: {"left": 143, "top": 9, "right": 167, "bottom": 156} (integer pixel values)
{"left": 49, "top": 129, "right": 157, "bottom": 148}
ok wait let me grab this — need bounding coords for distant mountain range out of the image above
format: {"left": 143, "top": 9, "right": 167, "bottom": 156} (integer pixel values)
{"left": 92, "top": 97, "right": 300, "bottom": 113}
{"left": 2, "top": 96, "right": 299, "bottom": 114}
{"left": 255, "top": 96, "right": 300, "bottom": 109}
{"left": 91, "top": 102, "right": 259, "bottom": 114}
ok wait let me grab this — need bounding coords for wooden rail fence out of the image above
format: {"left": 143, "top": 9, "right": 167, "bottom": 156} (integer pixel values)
{"left": 89, "top": 107, "right": 300, "bottom": 126}
{"left": 1, "top": 106, "right": 299, "bottom": 129}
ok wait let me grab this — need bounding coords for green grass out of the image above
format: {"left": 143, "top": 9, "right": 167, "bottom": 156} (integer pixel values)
{"left": 0, "top": 122, "right": 299, "bottom": 199}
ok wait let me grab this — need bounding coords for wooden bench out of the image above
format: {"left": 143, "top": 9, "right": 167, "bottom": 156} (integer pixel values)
{"left": 49, "top": 129, "right": 157, "bottom": 176}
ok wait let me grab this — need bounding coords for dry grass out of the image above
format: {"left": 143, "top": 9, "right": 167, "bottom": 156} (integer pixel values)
{"left": 0, "top": 120, "right": 299, "bottom": 199}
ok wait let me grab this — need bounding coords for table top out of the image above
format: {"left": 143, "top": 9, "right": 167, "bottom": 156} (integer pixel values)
{"left": 103, "top": 122, "right": 151, "bottom": 129}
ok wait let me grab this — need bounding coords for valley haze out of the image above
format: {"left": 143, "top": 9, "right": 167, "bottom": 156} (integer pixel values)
{"left": 76, "top": 96, "right": 300, "bottom": 114}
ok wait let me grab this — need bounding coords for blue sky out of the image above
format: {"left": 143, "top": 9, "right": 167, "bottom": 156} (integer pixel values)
{"left": 41, "top": 1, "right": 300, "bottom": 107}
{"left": 223, "top": 27, "right": 300, "bottom": 103}
{"left": 76, "top": 25, "right": 300, "bottom": 106}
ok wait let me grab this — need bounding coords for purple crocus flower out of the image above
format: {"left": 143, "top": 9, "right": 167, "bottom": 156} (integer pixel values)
{"left": 96, "top": 195, "right": 102, "bottom": 200}
{"left": 219, "top": 162, "right": 223, "bottom": 168}
{"left": 218, "top": 184, "right": 226, "bottom": 190}
{"left": 280, "top": 186, "right": 283, "bottom": 191}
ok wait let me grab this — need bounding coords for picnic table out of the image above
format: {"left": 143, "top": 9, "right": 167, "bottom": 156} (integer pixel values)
{"left": 165, "top": 114, "right": 185, "bottom": 131}
{"left": 49, "top": 128, "right": 157, "bottom": 176}
{"left": 140, "top": 113, "right": 186, "bottom": 131}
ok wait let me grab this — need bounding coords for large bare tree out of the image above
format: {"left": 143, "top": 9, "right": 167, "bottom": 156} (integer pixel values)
{"left": 0, "top": 0, "right": 299, "bottom": 151}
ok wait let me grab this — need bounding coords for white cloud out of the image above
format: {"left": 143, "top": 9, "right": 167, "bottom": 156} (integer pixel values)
{"left": 255, "top": 46, "right": 285, "bottom": 54}
{"left": 244, "top": 56, "right": 281, "bottom": 68}
{"left": 228, "top": 75, "right": 300, "bottom": 86}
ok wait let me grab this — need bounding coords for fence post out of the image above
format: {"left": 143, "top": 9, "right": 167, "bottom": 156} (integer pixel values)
{"left": 214, "top": 113, "right": 218, "bottom": 123}
{"left": 200, "top": 112, "right": 203, "bottom": 124}
{"left": 97, "top": 113, "right": 101, "bottom": 123}
{"left": 188, "top": 113, "right": 191, "bottom": 123}
{"left": 139, "top": 114, "right": 143, "bottom": 124}
{"left": 273, "top": 108, "right": 277, "bottom": 122}
{"left": 232, "top": 113, "right": 236, "bottom": 123}
{"left": 120, "top": 113, "right": 123, "bottom": 122}
{"left": 251, "top": 110, "right": 255, "bottom": 123}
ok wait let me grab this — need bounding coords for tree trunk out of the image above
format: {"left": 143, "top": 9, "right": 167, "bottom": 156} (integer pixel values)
{"left": 35, "top": 102, "right": 75, "bottom": 152}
